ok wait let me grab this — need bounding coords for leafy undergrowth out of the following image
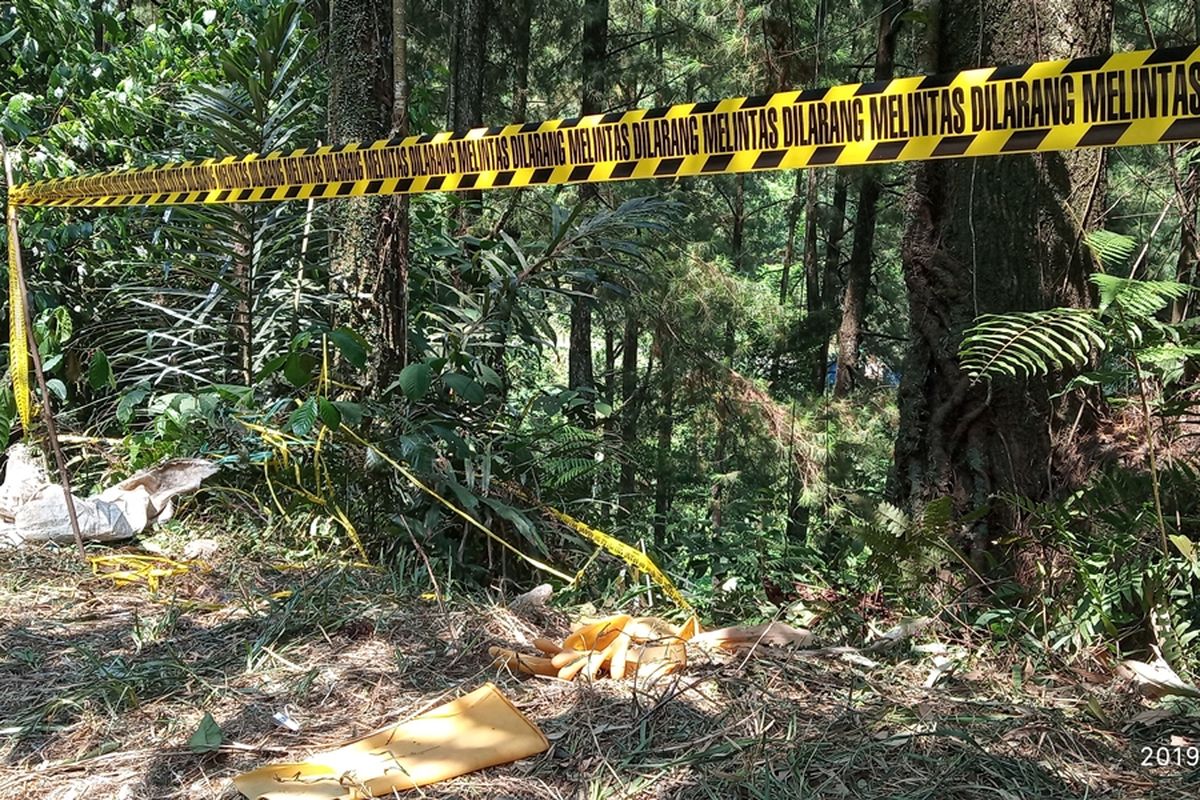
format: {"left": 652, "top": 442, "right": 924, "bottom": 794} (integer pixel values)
{"left": 0, "top": 542, "right": 1197, "bottom": 800}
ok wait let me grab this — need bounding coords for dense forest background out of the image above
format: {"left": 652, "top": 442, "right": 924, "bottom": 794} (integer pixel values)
{"left": 2, "top": 0, "right": 1199, "bottom": 676}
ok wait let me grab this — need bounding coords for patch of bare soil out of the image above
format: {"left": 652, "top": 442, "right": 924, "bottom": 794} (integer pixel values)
{"left": 0, "top": 546, "right": 1196, "bottom": 800}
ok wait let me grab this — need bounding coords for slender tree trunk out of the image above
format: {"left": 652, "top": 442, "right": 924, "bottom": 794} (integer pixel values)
{"left": 1170, "top": 2, "right": 1200, "bottom": 322}
{"left": 568, "top": 0, "right": 608, "bottom": 420}
{"left": 835, "top": 1, "right": 904, "bottom": 396}
{"left": 511, "top": 0, "right": 532, "bottom": 121}
{"left": 711, "top": 175, "right": 745, "bottom": 533}
{"left": 603, "top": 323, "right": 616, "bottom": 413}
{"left": 618, "top": 312, "right": 640, "bottom": 512}
{"left": 802, "top": 172, "right": 823, "bottom": 393}
{"left": 450, "top": 0, "right": 488, "bottom": 219}
{"left": 770, "top": 172, "right": 803, "bottom": 386}
{"left": 822, "top": 171, "right": 848, "bottom": 343}
{"left": 485, "top": 0, "right": 533, "bottom": 395}
{"left": 328, "top": 0, "right": 390, "bottom": 378}
{"left": 653, "top": 318, "right": 675, "bottom": 543}
{"left": 1172, "top": 159, "right": 1199, "bottom": 323}
{"left": 375, "top": 0, "right": 410, "bottom": 382}
{"left": 894, "top": 0, "right": 1111, "bottom": 573}
{"left": 231, "top": 213, "right": 254, "bottom": 385}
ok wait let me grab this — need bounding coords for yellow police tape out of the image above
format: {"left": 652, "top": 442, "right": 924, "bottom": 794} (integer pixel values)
{"left": 6, "top": 46, "right": 1199, "bottom": 209}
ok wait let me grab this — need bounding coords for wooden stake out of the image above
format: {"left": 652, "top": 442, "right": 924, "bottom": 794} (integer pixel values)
{"left": 3, "top": 143, "right": 87, "bottom": 558}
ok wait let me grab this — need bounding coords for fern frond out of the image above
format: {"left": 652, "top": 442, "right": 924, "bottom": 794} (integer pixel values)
{"left": 1091, "top": 274, "right": 1191, "bottom": 320}
{"left": 1084, "top": 230, "right": 1138, "bottom": 270}
{"left": 959, "top": 309, "right": 1105, "bottom": 381}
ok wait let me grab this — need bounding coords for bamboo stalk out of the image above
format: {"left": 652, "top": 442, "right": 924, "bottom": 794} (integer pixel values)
{"left": 3, "top": 143, "right": 87, "bottom": 558}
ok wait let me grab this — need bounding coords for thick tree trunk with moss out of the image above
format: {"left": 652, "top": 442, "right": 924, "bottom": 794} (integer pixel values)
{"left": 894, "top": 0, "right": 1111, "bottom": 571}
{"left": 328, "top": 0, "right": 393, "bottom": 384}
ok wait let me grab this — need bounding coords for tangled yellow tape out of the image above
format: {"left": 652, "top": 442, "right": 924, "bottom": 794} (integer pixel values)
{"left": 7, "top": 46, "right": 1199, "bottom": 209}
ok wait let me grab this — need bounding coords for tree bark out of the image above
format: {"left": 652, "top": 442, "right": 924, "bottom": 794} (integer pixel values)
{"left": 1172, "top": 159, "right": 1199, "bottom": 322}
{"left": 511, "top": 0, "right": 532, "bottom": 122}
{"left": 834, "top": 0, "right": 905, "bottom": 397}
{"left": 375, "top": 0, "right": 410, "bottom": 382}
{"left": 712, "top": 174, "right": 745, "bottom": 534}
{"left": 328, "top": 0, "right": 391, "bottom": 382}
{"left": 618, "top": 311, "right": 640, "bottom": 513}
{"left": 893, "top": 0, "right": 1111, "bottom": 572}
{"left": 653, "top": 317, "right": 675, "bottom": 543}
{"left": 802, "top": 172, "right": 823, "bottom": 393}
{"left": 1171, "top": 7, "right": 1200, "bottom": 322}
{"left": 567, "top": 0, "right": 608, "bottom": 421}
{"left": 450, "top": 0, "right": 488, "bottom": 218}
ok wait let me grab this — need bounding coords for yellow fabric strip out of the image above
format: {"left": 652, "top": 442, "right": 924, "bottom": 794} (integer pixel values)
{"left": 5, "top": 202, "right": 31, "bottom": 431}
{"left": 7, "top": 46, "right": 1199, "bottom": 208}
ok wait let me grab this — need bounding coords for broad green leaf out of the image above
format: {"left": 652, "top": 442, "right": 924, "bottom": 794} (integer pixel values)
{"left": 397, "top": 363, "right": 432, "bottom": 401}
{"left": 476, "top": 362, "right": 503, "bottom": 387}
{"left": 284, "top": 352, "right": 316, "bottom": 387}
{"left": 117, "top": 386, "right": 149, "bottom": 424}
{"left": 442, "top": 372, "right": 485, "bottom": 404}
{"left": 288, "top": 398, "right": 318, "bottom": 436}
{"left": 317, "top": 397, "right": 341, "bottom": 429}
{"left": 189, "top": 712, "right": 223, "bottom": 753}
{"left": 328, "top": 327, "right": 368, "bottom": 370}
{"left": 88, "top": 350, "right": 115, "bottom": 390}
{"left": 332, "top": 401, "right": 364, "bottom": 426}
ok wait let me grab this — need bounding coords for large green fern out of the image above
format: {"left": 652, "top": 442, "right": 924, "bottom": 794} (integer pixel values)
{"left": 959, "top": 309, "right": 1105, "bottom": 381}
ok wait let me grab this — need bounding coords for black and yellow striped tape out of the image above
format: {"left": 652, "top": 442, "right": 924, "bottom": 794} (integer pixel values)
{"left": 8, "top": 45, "right": 1200, "bottom": 208}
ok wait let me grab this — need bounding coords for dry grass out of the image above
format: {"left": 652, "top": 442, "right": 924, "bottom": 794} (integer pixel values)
{"left": 1, "top": 543, "right": 1197, "bottom": 800}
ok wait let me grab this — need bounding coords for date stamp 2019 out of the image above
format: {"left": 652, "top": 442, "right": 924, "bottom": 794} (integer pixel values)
{"left": 1140, "top": 745, "right": 1200, "bottom": 768}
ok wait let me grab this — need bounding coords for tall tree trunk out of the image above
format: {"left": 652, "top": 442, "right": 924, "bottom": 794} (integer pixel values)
{"left": 1171, "top": 8, "right": 1200, "bottom": 322}
{"left": 834, "top": 0, "right": 905, "bottom": 397}
{"left": 568, "top": 0, "right": 608, "bottom": 421}
{"left": 894, "top": 0, "right": 1111, "bottom": 573}
{"left": 231, "top": 213, "right": 254, "bottom": 385}
{"left": 450, "top": 0, "right": 488, "bottom": 219}
{"left": 1173, "top": 159, "right": 1199, "bottom": 323}
{"left": 375, "top": 0, "right": 410, "bottom": 382}
{"left": 802, "top": 172, "right": 823, "bottom": 393}
{"left": 511, "top": 0, "right": 532, "bottom": 121}
{"left": 653, "top": 317, "right": 675, "bottom": 543}
{"left": 712, "top": 174, "right": 745, "bottom": 534}
{"left": 618, "top": 312, "right": 640, "bottom": 513}
{"left": 822, "top": 171, "right": 849, "bottom": 345}
{"left": 328, "top": 0, "right": 390, "bottom": 379}
{"left": 770, "top": 172, "right": 803, "bottom": 387}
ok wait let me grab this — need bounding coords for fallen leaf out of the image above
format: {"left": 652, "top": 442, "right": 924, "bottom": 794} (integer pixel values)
{"left": 189, "top": 712, "right": 223, "bottom": 753}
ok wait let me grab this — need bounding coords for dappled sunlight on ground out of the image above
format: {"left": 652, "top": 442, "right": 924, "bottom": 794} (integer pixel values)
{"left": 0, "top": 545, "right": 1196, "bottom": 799}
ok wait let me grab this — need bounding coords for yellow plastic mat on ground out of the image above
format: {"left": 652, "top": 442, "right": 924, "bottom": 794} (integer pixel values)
{"left": 233, "top": 683, "right": 548, "bottom": 799}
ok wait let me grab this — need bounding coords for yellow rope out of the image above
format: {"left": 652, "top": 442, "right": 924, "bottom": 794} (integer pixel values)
{"left": 524, "top": 496, "right": 693, "bottom": 613}
{"left": 6, "top": 202, "right": 31, "bottom": 430}
{"left": 337, "top": 425, "right": 574, "bottom": 583}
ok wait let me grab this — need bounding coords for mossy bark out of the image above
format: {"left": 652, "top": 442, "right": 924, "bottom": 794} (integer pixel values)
{"left": 894, "top": 0, "right": 1112, "bottom": 571}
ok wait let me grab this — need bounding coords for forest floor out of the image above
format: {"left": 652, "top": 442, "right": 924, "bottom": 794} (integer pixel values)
{"left": 0, "top": 542, "right": 1197, "bottom": 800}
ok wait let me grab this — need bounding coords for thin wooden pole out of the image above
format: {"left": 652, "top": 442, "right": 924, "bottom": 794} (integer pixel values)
{"left": 3, "top": 143, "right": 87, "bottom": 558}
